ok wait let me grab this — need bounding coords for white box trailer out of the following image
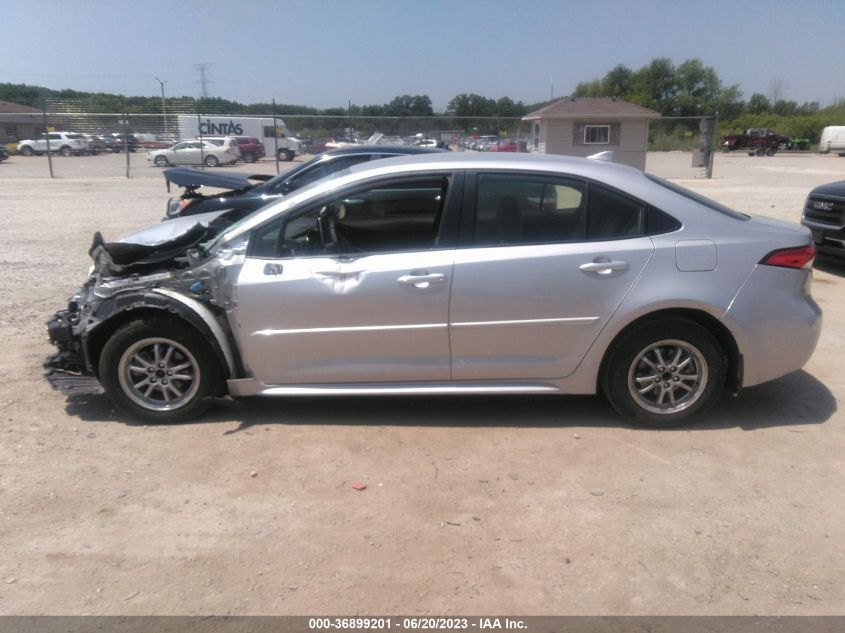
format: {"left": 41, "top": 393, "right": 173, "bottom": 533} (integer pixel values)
{"left": 177, "top": 115, "right": 302, "bottom": 161}
{"left": 818, "top": 126, "right": 845, "bottom": 155}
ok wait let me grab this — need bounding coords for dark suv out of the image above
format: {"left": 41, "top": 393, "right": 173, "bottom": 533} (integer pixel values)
{"left": 232, "top": 136, "right": 265, "bottom": 163}
{"left": 802, "top": 180, "right": 845, "bottom": 258}
{"left": 164, "top": 145, "right": 446, "bottom": 219}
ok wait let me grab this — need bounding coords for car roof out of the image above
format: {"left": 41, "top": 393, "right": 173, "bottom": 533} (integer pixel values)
{"left": 344, "top": 151, "right": 642, "bottom": 183}
{"left": 320, "top": 145, "right": 447, "bottom": 156}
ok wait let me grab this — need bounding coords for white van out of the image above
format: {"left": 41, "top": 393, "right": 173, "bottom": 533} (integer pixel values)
{"left": 818, "top": 126, "right": 845, "bottom": 155}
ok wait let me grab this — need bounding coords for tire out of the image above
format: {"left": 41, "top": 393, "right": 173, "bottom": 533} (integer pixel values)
{"left": 242, "top": 152, "right": 256, "bottom": 163}
{"left": 204, "top": 154, "right": 219, "bottom": 167}
{"left": 154, "top": 155, "right": 169, "bottom": 167}
{"left": 60, "top": 145, "right": 72, "bottom": 157}
{"left": 21, "top": 145, "right": 34, "bottom": 157}
{"left": 601, "top": 317, "right": 726, "bottom": 427}
{"left": 766, "top": 148, "right": 776, "bottom": 157}
{"left": 279, "top": 149, "right": 294, "bottom": 161}
{"left": 98, "top": 317, "right": 221, "bottom": 422}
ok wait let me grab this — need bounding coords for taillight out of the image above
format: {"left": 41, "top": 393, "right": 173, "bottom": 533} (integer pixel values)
{"left": 760, "top": 244, "right": 815, "bottom": 269}
{"left": 179, "top": 199, "right": 193, "bottom": 209}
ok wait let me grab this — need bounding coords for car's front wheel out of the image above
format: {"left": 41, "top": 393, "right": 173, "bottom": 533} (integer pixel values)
{"left": 20, "top": 145, "right": 34, "bottom": 156}
{"left": 602, "top": 318, "right": 726, "bottom": 427}
{"left": 99, "top": 318, "right": 221, "bottom": 422}
{"left": 279, "top": 149, "right": 294, "bottom": 161}
{"left": 154, "top": 155, "right": 169, "bottom": 167}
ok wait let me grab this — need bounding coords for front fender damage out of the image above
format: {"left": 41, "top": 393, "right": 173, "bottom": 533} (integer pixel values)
{"left": 44, "top": 229, "right": 247, "bottom": 398}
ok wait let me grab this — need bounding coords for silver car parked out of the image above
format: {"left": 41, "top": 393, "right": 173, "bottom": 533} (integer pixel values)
{"left": 45, "top": 153, "right": 821, "bottom": 426}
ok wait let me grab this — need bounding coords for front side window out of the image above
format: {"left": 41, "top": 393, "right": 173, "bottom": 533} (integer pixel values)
{"left": 251, "top": 178, "right": 449, "bottom": 258}
{"left": 584, "top": 125, "right": 610, "bottom": 144}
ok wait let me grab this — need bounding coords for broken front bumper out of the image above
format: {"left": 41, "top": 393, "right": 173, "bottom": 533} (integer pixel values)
{"left": 43, "top": 308, "right": 103, "bottom": 396}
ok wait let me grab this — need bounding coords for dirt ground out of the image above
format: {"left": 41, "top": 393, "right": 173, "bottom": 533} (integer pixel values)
{"left": 0, "top": 151, "right": 843, "bottom": 615}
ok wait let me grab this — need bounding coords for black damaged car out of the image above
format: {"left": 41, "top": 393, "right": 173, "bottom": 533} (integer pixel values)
{"left": 164, "top": 145, "right": 446, "bottom": 220}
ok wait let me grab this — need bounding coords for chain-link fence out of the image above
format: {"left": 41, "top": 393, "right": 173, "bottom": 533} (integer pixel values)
{"left": 0, "top": 97, "right": 716, "bottom": 179}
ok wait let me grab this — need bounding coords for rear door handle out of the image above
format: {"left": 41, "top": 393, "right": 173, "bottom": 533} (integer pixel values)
{"left": 397, "top": 273, "right": 446, "bottom": 287}
{"left": 263, "top": 263, "right": 284, "bottom": 276}
{"left": 579, "top": 260, "right": 629, "bottom": 275}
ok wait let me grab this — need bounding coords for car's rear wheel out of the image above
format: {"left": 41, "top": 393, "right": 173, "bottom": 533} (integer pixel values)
{"left": 204, "top": 155, "right": 219, "bottom": 167}
{"left": 99, "top": 318, "right": 220, "bottom": 422}
{"left": 21, "top": 145, "right": 34, "bottom": 156}
{"left": 60, "top": 145, "right": 72, "bottom": 157}
{"left": 154, "top": 155, "right": 169, "bottom": 167}
{"left": 602, "top": 318, "right": 726, "bottom": 427}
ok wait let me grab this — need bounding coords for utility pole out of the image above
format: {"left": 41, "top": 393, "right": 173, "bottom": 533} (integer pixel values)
{"left": 195, "top": 63, "right": 212, "bottom": 99}
{"left": 155, "top": 77, "right": 168, "bottom": 137}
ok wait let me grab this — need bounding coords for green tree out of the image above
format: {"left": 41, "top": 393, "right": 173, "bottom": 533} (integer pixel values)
{"left": 747, "top": 93, "right": 771, "bottom": 114}
{"left": 384, "top": 94, "right": 433, "bottom": 117}
{"left": 603, "top": 64, "right": 635, "bottom": 97}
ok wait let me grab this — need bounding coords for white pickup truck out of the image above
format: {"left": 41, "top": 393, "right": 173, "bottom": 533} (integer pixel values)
{"left": 17, "top": 132, "right": 89, "bottom": 156}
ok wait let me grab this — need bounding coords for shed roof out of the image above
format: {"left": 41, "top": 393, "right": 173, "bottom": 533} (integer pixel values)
{"left": 523, "top": 97, "right": 660, "bottom": 120}
{"left": 0, "top": 100, "right": 41, "bottom": 114}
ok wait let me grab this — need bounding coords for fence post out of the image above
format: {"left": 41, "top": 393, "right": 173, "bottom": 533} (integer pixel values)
{"left": 273, "top": 99, "right": 280, "bottom": 175}
{"left": 706, "top": 110, "right": 718, "bottom": 179}
{"left": 42, "top": 99, "right": 54, "bottom": 178}
{"left": 122, "top": 113, "right": 130, "bottom": 178}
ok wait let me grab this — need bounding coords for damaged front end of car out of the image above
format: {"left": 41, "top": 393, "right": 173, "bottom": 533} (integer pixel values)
{"left": 43, "top": 211, "right": 249, "bottom": 400}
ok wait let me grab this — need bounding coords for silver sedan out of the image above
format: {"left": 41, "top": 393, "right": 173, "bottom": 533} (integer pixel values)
{"left": 45, "top": 153, "right": 821, "bottom": 426}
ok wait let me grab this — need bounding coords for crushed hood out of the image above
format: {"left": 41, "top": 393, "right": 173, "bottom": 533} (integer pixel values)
{"left": 118, "top": 210, "right": 229, "bottom": 246}
{"left": 163, "top": 167, "right": 271, "bottom": 192}
{"left": 90, "top": 210, "right": 233, "bottom": 274}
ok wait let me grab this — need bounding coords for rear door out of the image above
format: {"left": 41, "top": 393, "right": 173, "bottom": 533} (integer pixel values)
{"left": 449, "top": 172, "right": 654, "bottom": 380}
{"left": 233, "top": 172, "right": 461, "bottom": 385}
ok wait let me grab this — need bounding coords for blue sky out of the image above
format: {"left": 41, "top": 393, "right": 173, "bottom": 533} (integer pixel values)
{"left": 2, "top": 0, "right": 843, "bottom": 110}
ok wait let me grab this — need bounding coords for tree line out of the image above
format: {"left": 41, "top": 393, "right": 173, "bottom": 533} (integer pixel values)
{"left": 2, "top": 57, "right": 843, "bottom": 142}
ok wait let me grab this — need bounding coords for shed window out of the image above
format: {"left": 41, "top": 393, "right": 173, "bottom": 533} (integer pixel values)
{"left": 584, "top": 125, "right": 610, "bottom": 144}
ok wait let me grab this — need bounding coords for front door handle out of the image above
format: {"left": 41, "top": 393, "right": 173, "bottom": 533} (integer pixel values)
{"left": 579, "top": 259, "right": 629, "bottom": 275}
{"left": 397, "top": 273, "right": 446, "bottom": 288}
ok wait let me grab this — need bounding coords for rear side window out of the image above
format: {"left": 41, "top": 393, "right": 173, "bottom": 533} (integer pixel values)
{"left": 473, "top": 174, "right": 587, "bottom": 245}
{"left": 587, "top": 184, "right": 644, "bottom": 239}
{"left": 470, "top": 173, "right": 678, "bottom": 246}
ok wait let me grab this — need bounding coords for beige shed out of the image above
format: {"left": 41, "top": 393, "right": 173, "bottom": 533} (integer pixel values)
{"left": 522, "top": 97, "right": 660, "bottom": 170}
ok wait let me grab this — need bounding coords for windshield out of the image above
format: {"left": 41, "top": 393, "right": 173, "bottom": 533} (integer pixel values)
{"left": 645, "top": 174, "right": 749, "bottom": 220}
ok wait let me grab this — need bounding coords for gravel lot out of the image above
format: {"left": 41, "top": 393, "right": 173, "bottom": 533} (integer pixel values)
{"left": 0, "top": 151, "right": 843, "bottom": 615}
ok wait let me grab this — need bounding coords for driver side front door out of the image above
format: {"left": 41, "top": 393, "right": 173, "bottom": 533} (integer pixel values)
{"left": 232, "top": 173, "right": 460, "bottom": 385}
